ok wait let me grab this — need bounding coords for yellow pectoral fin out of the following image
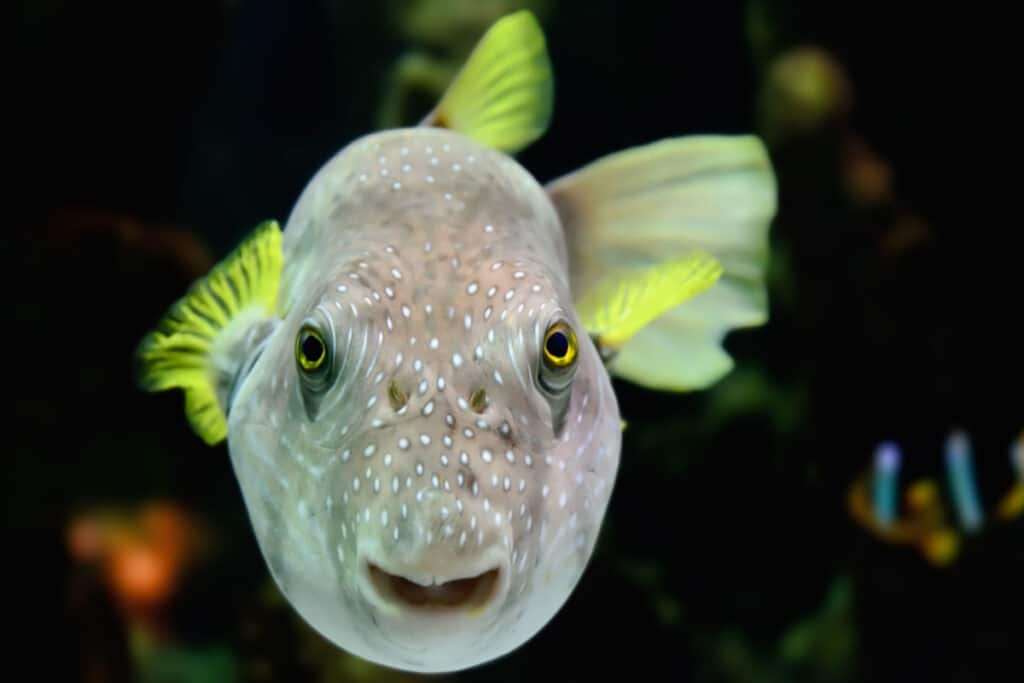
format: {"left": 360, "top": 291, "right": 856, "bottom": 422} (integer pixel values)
{"left": 135, "top": 220, "right": 283, "bottom": 445}
{"left": 578, "top": 251, "right": 723, "bottom": 351}
{"left": 422, "top": 10, "right": 553, "bottom": 154}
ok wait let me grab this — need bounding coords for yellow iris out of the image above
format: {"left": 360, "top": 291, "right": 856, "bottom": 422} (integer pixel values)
{"left": 296, "top": 327, "right": 327, "bottom": 371}
{"left": 543, "top": 321, "right": 577, "bottom": 369}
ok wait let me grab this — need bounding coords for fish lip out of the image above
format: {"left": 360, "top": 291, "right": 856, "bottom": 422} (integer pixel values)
{"left": 357, "top": 546, "right": 510, "bottom": 616}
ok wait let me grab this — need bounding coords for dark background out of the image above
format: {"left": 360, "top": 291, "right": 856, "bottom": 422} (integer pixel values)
{"left": 7, "top": 1, "right": 1019, "bottom": 681}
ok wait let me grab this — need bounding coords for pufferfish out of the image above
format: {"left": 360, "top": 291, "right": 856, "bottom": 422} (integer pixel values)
{"left": 135, "top": 10, "right": 776, "bottom": 674}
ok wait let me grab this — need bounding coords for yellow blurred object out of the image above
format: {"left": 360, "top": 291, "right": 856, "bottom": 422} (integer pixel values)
{"left": 995, "top": 484, "right": 1024, "bottom": 520}
{"left": 847, "top": 474, "right": 963, "bottom": 567}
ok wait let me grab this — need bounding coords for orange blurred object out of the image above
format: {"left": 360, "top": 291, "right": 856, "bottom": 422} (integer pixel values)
{"left": 67, "top": 500, "right": 207, "bottom": 617}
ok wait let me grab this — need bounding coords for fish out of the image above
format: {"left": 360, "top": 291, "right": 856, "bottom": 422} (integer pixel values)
{"left": 134, "top": 10, "right": 776, "bottom": 674}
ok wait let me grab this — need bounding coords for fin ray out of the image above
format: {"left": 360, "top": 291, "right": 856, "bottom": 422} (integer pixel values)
{"left": 135, "top": 220, "right": 283, "bottom": 445}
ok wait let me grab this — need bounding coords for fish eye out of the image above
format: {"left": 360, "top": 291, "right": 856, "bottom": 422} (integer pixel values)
{"left": 538, "top": 319, "right": 578, "bottom": 398}
{"left": 542, "top": 321, "right": 577, "bottom": 369}
{"left": 296, "top": 326, "right": 327, "bottom": 372}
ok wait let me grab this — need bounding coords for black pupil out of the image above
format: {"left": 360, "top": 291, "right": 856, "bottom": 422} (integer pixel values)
{"left": 302, "top": 334, "right": 324, "bottom": 362}
{"left": 546, "top": 330, "right": 569, "bottom": 358}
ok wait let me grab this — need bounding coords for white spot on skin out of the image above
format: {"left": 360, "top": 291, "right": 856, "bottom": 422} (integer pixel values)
{"left": 467, "top": 281, "right": 479, "bottom": 295}
{"left": 426, "top": 175, "right": 434, "bottom": 183}
{"left": 418, "top": 379, "right": 428, "bottom": 395}
{"left": 392, "top": 268, "right": 403, "bottom": 280}
{"left": 392, "top": 181, "right": 402, "bottom": 190}
{"left": 429, "top": 337, "right": 439, "bottom": 350}
{"left": 452, "top": 352, "right": 463, "bottom": 368}
{"left": 460, "top": 451, "right": 470, "bottom": 465}
{"left": 513, "top": 271, "right": 526, "bottom": 279}
{"left": 481, "top": 449, "right": 493, "bottom": 463}
{"left": 401, "top": 304, "right": 411, "bottom": 319}
{"left": 363, "top": 444, "right": 376, "bottom": 458}
{"left": 398, "top": 438, "right": 410, "bottom": 450}
{"left": 505, "top": 289, "right": 515, "bottom": 301}
{"left": 437, "top": 377, "right": 446, "bottom": 391}
{"left": 420, "top": 433, "right": 432, "bottom": 446}
{"left": 493, "top": 370, "right": 504, "bottom": 385}
{"left": 464, "top": 313, "right": 472, "bottom": 330}
{"left": 422, "top": 400, "right": 434, "bottom": 416}
{"left": 559, "top": 492, "right": 568, "bottom": 508}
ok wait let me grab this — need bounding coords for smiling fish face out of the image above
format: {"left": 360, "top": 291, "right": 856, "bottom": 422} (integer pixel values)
{"left": 135, "top": 9, "right": 776, "bottom": 675}
{"left": 226, "top": 128, "right": 622, "bottom": 670}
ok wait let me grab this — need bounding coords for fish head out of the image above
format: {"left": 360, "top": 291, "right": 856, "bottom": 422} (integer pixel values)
{"left": 225, "top": 129, "right": 622, "bottom": 672}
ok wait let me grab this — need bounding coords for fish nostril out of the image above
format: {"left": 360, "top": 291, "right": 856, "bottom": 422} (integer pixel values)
{"left": 388, "top": 382, "right": 408, "bottom": 411}
{"left": 469, "top": 388, "right": 489, "bottom": 413}
{"left": 367, "top": 563, "right": 501, "bottom": 610}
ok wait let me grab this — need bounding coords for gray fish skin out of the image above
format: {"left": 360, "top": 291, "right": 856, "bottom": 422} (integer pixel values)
{"left": 226, "top": 127, "right": 621, "bottom": 672}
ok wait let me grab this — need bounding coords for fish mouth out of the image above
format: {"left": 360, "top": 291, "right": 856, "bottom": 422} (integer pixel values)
{"left": 365, "top": 562, "right": 502, "bottom": 611}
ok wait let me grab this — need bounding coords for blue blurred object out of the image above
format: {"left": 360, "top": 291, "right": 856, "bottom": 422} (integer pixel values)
{"left": 872, "top": 441, "right": 901, "bottom": 528}
{"left": 944, "top": 430, "right": 984, "bottom": 533}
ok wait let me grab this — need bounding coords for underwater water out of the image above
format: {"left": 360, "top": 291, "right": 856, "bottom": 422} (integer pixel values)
{"left": 8, "top": 1, "right": 1019, "bottom": 681}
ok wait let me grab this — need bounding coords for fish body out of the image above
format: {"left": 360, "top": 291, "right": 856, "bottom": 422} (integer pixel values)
{"left": 136, "top": 11, "right": 776, "bottom": 673}
{"left": 230, "top": 128, "right": 620, "bottom": 670}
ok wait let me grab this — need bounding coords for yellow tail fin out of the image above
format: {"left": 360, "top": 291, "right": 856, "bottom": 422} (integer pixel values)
{"left": 421, "top": 10, "right": 553, "bottom": 154}
{"left": 548, "top": 136, "right": 777, "bottom": 392}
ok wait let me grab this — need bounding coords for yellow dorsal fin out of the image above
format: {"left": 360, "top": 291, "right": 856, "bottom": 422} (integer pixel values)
{"left": 135, "top": 220, "right": 283, "bottom": 445}
{"left": 421, "top": 10, "right": 553, "bottom": 153}
{"left": 578, "top": 251, "right": 723, "bottom": 351}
